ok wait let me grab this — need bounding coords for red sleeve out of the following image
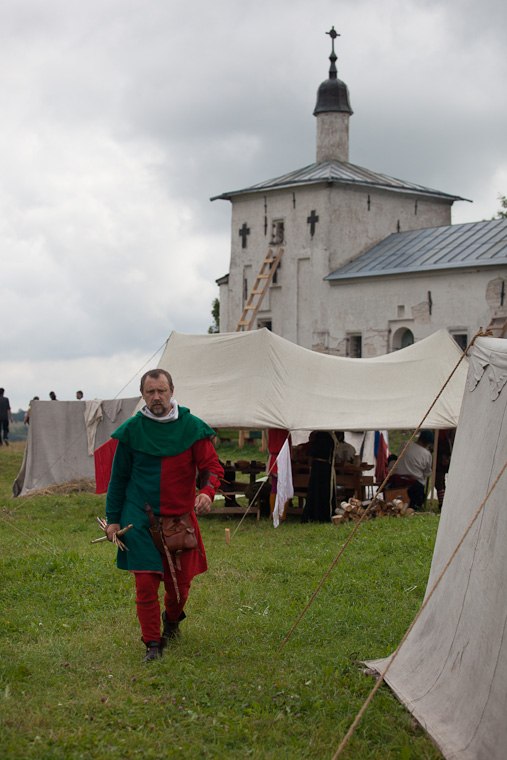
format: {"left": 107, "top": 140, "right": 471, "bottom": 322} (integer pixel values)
{"left": 192, "top": 438, "right": 224, "bottom": 501}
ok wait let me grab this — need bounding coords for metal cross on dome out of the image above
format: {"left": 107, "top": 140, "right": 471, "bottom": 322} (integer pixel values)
{"left": 326, "top": 26, "right": 340, "bottom": 50}
{"left": 326, "top": 26, "right": 340, "bottom": 75}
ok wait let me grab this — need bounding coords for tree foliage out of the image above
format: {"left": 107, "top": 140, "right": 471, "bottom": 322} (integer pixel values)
{"left": 208, "top": 297, "right": 220, "bottom": 333}
{"left": 494, "top": 194, "right": 507, "bottom": 219}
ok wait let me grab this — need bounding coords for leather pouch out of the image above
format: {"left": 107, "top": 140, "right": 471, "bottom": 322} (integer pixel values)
{"left": 145, "top": 503, "right": 197, "bottom": 554}
{"left": 160, "top": 513, "right": 198, "bottom": 553}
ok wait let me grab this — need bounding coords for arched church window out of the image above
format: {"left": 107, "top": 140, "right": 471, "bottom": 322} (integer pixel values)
{"left": 392, "top": 327, "right": 414, "bottom": 350}
{"left": 401, "top": 329, "right": 414, "bottom": 348}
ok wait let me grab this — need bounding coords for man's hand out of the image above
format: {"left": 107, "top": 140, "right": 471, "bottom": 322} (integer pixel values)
{"left": 194, "top": 493, "right": 212, "bottom": 515}
{"left": 106, "top": 523, "right": 121, "bottom": 541}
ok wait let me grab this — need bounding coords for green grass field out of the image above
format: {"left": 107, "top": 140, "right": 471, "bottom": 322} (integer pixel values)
{"left": 0, "top": 442, "right": 442, "bottom": 759}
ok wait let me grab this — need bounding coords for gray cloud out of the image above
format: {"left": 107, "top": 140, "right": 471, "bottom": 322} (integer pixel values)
{"left": 1, "top": 0, "right": 506, "bottom": 408}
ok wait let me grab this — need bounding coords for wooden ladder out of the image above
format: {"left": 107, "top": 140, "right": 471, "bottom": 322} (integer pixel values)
{"left": 235, "top": 245, "right": 284, "bottom": 332}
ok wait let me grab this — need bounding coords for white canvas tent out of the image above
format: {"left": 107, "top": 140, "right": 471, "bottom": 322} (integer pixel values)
{"left": 157, "top": 328, "right": 467, "bottom": 430}
{"left": 12, "top": 328, "right": 467, "bottom": 497}
{"left": 366, "top": 335, "right": 507, "bottom": 759}
{"left": 13, "top": 397, "right": 139, "bottom": 497}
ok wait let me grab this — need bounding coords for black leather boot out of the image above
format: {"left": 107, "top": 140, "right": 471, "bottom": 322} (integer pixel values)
{"left": 161, "top": 611, "right": 185, "bottom": 649}
{"left": 143, "top": 640, "right": 162, "bottom": 662}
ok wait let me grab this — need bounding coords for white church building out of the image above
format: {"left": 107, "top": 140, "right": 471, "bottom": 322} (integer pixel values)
{"left": 213, "top": 28, "right": 507, "bottom": 357}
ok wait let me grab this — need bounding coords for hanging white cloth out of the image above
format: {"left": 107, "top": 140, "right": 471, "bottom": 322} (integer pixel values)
{"left": 272, "top": 438, "right": 294, "bottom": 528}
{"left": 83, "top": 400, "right": 103, "bottom": 456}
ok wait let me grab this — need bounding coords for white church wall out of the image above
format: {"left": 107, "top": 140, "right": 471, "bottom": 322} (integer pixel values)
{"left": 217, "top": 279, "right": 229, "bottom": 332}
{"left": 225, "top": 186, "right": 333, "bottom": 338}
{"left": 323, "top": 267, "right": 507, "bottom": 356}
{"left": 222, "top": 179, "right": 454, "bottom": 340}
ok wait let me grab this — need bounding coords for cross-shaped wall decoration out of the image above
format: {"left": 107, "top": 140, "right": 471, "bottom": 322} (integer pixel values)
{"left": 307, "top": 210, "right": 319, "bottom": 237}
{"left": 239, "top": 222, "right": 250, "bottom": 248}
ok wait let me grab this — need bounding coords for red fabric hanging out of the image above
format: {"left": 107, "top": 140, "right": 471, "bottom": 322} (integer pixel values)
{"left": 94, "top": 437, "right": 119, "bottom": 494}
{"left": 267, "top": 428, "right": 290, "bottom": 475}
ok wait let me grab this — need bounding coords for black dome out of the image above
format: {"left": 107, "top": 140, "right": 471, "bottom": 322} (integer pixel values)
{"left": 314, "top": 77, "right": 353, "bottom": 115}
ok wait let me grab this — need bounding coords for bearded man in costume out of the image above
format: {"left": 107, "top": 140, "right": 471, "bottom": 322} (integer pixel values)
{"left": 105, "top": 368, "right": 224, "bottom": 661}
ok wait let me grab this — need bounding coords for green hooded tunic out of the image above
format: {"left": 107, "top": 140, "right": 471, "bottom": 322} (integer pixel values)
{"left": 105, "top": 408, "right": 217, "bottom": 573}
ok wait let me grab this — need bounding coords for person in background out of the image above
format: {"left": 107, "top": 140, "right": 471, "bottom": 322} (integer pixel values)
{"left": 105, "top": 368, "right": 224, "bottom": 662}
{"left": 334, "top": 431, "right": 356, "bottom": 464}
{"left": 76, "top": 390, "right": 84, "bottom": 400}
{"left": 389, "top": 430, "right": 434, "bottom": 510}
{"left": 386, "top": 453, "right": 398, "bottom": 473}
{"left": 0, "top": 388, "right": 13, "bottom": 446}
{"left": 24, "top": 396, "right": 40, "bottom": 425}
{"left": 49, "top": 391, "right": 57, "bottom": 400}
{"left": 302, "top": 430, "right": 336, "bottom": 522}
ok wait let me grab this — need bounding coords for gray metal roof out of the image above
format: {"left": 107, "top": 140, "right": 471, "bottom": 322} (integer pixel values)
{"left": 211, "top": 160, "right": 466, "bottom": 203}
{"left": 325, "top": 219, "right": 507, "bottom": 281}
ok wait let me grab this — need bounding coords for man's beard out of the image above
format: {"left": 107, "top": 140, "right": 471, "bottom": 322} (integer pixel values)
{"left": 149, "top": 402, "right": 167, "bottom": 417}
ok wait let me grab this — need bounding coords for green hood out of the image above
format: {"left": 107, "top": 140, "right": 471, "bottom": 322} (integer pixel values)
{"left": 111, "top": 407, "right": 215, "bottom": 457}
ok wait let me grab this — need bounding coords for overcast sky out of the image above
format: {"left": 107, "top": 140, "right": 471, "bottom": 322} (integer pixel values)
{"left": 1, "top": 0, "right": 506, "bottom": 410}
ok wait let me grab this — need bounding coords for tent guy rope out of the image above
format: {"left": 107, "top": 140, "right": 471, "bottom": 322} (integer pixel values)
{"left": 0, "top": 510, "right": 60, "bottom": 556}
{"left": 331, "top": 453, "right": 507, "bottom": 759}
{"left": 113, "top": 339, "right": 167, "bottom": 399}
{"left": 279, "top": 329, "right": 484, "bottom": 651}
{"left": 230, "top": 435, "right": 290, "bottom": 540}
